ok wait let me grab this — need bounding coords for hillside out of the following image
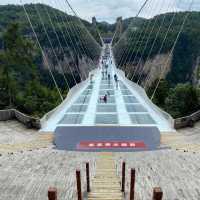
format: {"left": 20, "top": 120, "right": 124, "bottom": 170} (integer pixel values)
{"left": 112, "top": 12, "right": 200, "bottom": 118}
{"left": 113, "top": 12, "right": 200, "bottom": 86}
{"left": 0, "top": 4, "right": 101, "bottom": 117}
{"left": 1, "top": 5, "right": 200, "bottom": 119}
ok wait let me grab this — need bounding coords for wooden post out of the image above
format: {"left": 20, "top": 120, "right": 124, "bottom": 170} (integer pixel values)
{"left": 76, "top": 170, "right": 82, "bottom": 200}
{"left": 48, "top": 187, "right": 57, "bottom": 200}
{"left": 130, "top": 169, "right": 135, "bottom": 200}
{"left": 86, "top": 162, "right": 90, "bottom": 192}
{"left": 121, "top": 162, "right": 126, "bottom": 192}
{"left": 153, "top": 187, "right": 163, "bottom": 200}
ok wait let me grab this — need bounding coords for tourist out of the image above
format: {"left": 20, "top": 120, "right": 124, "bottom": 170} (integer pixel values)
{"left": 102, "top": 70, "right": 105, "bottom": 79}
{"left": 90, "top": 74, "right": 94, "bottom": 84}
{"left": 114, "top": 74, "right": 119, "bottom": 89}
{"left": 114, "top": 74, "right": 118, "bottom": 82}
{"left": 108, "top": 73, "right": 111, "bottom": 84}
{"left": 103, "top": 94, "right": 107, "bottom": 103}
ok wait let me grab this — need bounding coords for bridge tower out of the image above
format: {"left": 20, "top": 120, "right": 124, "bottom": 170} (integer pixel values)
{"left": 116, "top": 17, "right": 123, "bottom": 37}
{"left": 92, "top": 16, "right": 97, "bottom": 27}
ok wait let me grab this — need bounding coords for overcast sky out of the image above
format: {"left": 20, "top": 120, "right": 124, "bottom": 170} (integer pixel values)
{"left": 0, "top": 0, "right": 199, "bottom": 23}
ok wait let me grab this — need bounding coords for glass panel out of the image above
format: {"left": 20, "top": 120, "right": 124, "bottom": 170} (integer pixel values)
{"left": 130, "top": 114, "right": 156, "bottom": 124}
{"left": 101, "top": 80, "right": 113, "bottom": 84}
{"left": 126, "top": 104, "right": 147, "bottom": 112}
{"left": 82, "top": 90, "right": 92, "bottom": 95}
{"left": 99, "top": 90, "right": 115, "bottom": 95}
{"left": 119, "top": 81, "right": 128, "bottom": 90}
{"left": 59, "top": 114, "right": 84, "bottom": 124}
{"left": 95, "top": 114, "right": 118, "bottom": 124}
{"left": 123, "top": 96, "right": 139, "bottom": 103}
{"left": 74, "top": 96, "right": 90, "bottom": 104}
{"left": 86, "top": 85, "right": 93, "bottom": 90}
{"left": 121, "top": 90, "right": 132, "bottom": 95}
{"left": 97, "top": 105, "right": 117, "bottom": 112}
{"left": 98, "top": 96, "right": 116, "bottom": 104}
{"left": 100, "top": 84, "right": 114, "bottom": 89}
{"left": 66, "top": 105, "right": 88, "bottom": 113}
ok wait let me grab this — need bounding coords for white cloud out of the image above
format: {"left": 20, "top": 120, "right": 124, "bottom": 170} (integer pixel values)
{"left": 0, "top": 0, "right": 199, "bottom": 23}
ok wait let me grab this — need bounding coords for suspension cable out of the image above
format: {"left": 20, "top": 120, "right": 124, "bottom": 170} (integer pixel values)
{"left": 49, "top": 0, "right": 85, "bottom": 81}
{"left": 40, "top": 0, "right": 78, "bottom": 85}
{"left": 143, "top": 0, "right": 181, "bottom": 89}
{"left": 137, "top": 0, "right": 175, "bottom": 85}
{"left": 115, "top": 0, "right": 153, "bottom": 72}
{"left": 113, "top": 0, "right": 150, "bottom": 49}
{"left": 65, "top": 0, "right": 101, "bottom": 49}
{"left": 59, "top": 0, "right": 93, "bottom": 78}
{"left": 120, "top": 0, "right": 156, "bottom": 79}
{"left": 62, "top": 2, "right": 97, "bottom": 75}
{"left": 126, "top": 0, "right": 160, "bottom": 79}
{"left": 33, "top": 2, "right": 70, "bottom": 90}
{"left": 63, "top": 0, "right": 101, "bottom": 71}
{"left": 55, "top": 0, "right": 89, "bottom": 79}
{"left": 151, "top": 0, "right": 194, "bottom": 100}
{"left": 21, "top": 1, "right": 63, "bottom": 101}
{"left": 131, "top": 0, "right": 165, "bottom": 81}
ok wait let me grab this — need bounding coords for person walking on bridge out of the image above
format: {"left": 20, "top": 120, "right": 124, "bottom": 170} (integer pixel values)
{"left": 108, "top": 73, "right": 111, "bottom": 85}
{"left": 114, "top": 74, "right": 119, "bottom": 89}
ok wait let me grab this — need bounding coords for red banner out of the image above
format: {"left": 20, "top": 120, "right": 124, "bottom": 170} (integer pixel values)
{"left": 77, "top": 141, "right": 147, "bottom": 149}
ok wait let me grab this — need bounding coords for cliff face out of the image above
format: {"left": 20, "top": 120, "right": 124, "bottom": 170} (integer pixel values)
{"left": 42, "top": 49, "right": 97, "bottom": 80}
{"left": 191, "top": 56, "right": 200, "bottom": 85}
{"left": 141, "top": 53, "right": 172, "bottom": 87}
{"left": 113, "top": 12, "right": 200, "bottom": 87}
{"left": 129, "top": 52, "right": 200, "bottom": 88}
{"left": 124, "top": 53, "right": 172, "bottom": 87}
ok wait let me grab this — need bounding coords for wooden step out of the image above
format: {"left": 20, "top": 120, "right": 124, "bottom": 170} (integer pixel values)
{"left": 88, "top": 153, "right": 122, "bottom": 200}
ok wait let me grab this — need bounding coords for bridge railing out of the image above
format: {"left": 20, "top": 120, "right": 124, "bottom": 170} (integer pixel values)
{"left": 116, "top": 68, "right": 175, "bottom": 130}
{"left": 40, "top": 68, "right": 99, "bottom": 131}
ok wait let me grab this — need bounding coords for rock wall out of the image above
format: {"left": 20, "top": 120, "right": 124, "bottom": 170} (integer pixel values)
{"left": 42, "top": 49, "right": 98, "bottom": 80}
{"left": 142, "top": 53, "right": 172, "bottom": 87}
{"left": 124, "top": 53, "right": 172, "bottom": 87}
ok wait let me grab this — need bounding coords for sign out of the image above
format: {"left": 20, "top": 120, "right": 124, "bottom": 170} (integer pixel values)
{"left": 77, "top": 141, "right": 147, "bottom": 150}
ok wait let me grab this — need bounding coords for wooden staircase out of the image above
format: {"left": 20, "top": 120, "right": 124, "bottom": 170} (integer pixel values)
{"left": 88, "top": 153, "right": 123, "bottom": 200}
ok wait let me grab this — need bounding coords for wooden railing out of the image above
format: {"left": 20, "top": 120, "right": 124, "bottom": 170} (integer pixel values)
{"left": 47, "top": 161, "right": 163, "bottom": 200}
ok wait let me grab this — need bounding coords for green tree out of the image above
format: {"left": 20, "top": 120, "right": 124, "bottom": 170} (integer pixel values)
{"left": 16, "top": 80, "right": 61, "bottom": 117}
{"left": 0, "top": 23, "right": 36, "bottom": 106}
{"left": 165, "top": 83, "right": 200, "bottom": 118}
{"left": 147, "top": 79, "right": 170, "bottom": 108}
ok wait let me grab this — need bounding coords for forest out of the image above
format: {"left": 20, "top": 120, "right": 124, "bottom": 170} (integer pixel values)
{"left": 113, "top": 11, "right": 200, "bottom": 118}
{"left": 0, "top": 4, "right": 101, "bottom": 117}
{"left": 1, "top": 4, "right": 200, "bottom": 118}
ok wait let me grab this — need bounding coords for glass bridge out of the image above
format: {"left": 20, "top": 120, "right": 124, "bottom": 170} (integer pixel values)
{"left": 40, "top": 44, "right": 175, "bottom": 151}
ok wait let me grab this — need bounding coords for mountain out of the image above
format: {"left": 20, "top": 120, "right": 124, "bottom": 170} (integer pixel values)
{"left": 1, "top": 5, "right": 200, "bottom": 118}
{"left": 112, "top": 12, "right": 200, "bottom": 118}
{"left": 96, "top": 17, "right": 144, "bottom": 38}
{"left": 0, "top": 4, "right": 102, "bottom": 82}
{"left": 0, "top": 4, "right": 101, "bottom": 116}
{"left": 113, "top": 11, "right": 200, "bottom": 86}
